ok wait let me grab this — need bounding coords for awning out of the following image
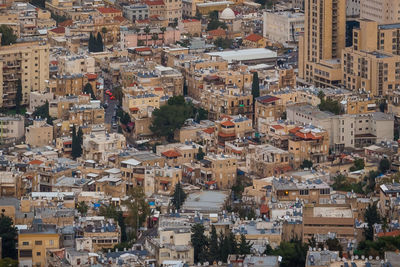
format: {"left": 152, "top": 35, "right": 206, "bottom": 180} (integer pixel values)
{"left": 160, "top": 180, "right": 169, "bottom": 184}
{"left": 205, "top": 180, "right": 216, "bottom": 185}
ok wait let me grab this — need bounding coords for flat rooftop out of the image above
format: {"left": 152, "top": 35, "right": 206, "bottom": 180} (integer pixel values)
{"left": 313, "top": 206, "right": 352, "bottom": 218}
{"left": 182, "top": 191, "right": 229, "bottom": 212}
{"left": 207, "top": 48, "right": 277, "bottom": 63}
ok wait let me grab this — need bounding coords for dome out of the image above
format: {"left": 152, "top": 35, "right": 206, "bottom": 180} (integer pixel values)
{"left": 220, "top": 7, "right": 235, "bottom": 20}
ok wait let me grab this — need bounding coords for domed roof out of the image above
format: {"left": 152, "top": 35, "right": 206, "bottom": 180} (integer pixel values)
{"left": 220, "top": 7, "right": 235, "bottom": 20}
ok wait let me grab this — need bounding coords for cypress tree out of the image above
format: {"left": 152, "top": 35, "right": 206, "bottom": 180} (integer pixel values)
{"left": 89, "top": 33, "right": 95, "bottom": 52}
{"left": 251, "top": 71, "right": 260, "bottom": 100}
{"left": 15, "top": 79, "right": 22, "bottom": 113}
{"left": 238, "top": 234, "right": 252, "bottom": 254}
{"left": 171, "top": 181, "right": 186, "bottom": 210}
{"left": 209, "top": 225, "right": 219, "bottom": 263}
{"left": 71, "top": 125, "right": 78, "bottom": 159}
{"left": 96, "top": 32, "right": 103, "bottom": 52}
{"left": 77, "top": 127, "right": 83, "bottom": 158}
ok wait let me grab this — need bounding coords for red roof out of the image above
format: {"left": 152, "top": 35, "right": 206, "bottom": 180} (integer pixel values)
{"left": 182, "top": 19, "right": 199, "bottom": 23}
{"left": 160, "top": 180, "right": 169, "bottom": 184}
{"left": 154, "top": 87, "right": 163, "bottom": 91}
{"left": 136, "top": 19, "right": 151, "bottom": 23}
{"left": 129, "top": 107, "right": 139, "bottom": 112}
{"left": 203, "top": 127, "right": 215, "bottom": 134}
{"left": 50, "top": 27, "right": 65, "bottom": 34}
{"left": 271, "top": 125, "right": 284, "bottom": 130}
{"left": 260, "top": 204, "right": 269, "bottom": 214}
{"left": 208, "top": 28, "right": 226, "bottom": 37}
{"left": 145, "top": 0, "right": 165, "bottom": 5}
{"left": 85, "top": 73, "right": 97, "bottom": 80}
{"left": 136, "top": 177, "right": 144, "bottom": 181}
{"left": 59, "top": 19, "right": 73, "bottom": 27}
{"left": 205, "top": 180, "right": 216, "bottom": 185}
{"left": 245, "top": 33, "right": 263, "bottom": 42}
{"left": 221, "top": 120, "right": 235, "bottom": 127}
{"left": 377, "top": 230, "right": 400, "bottom": 237}
{"left": 218, "top": 132, "right": 235, "bottom": 138}
{"left": 29, "top": 160, "right": 44, "bottom": 165}
{"left": 288, "top": 127, "right": 302, "bottom": 134}
{"left": 135, "top": 47, "right": 152, "bottom": 52}
{"left": 63, "top": 141, "right": 72, "bottom": 145}
{"left": 114, "top": 16, "right": 125, "bottom": 22}
{"left": 294, "top": 131, "right": 322, "bottom": 140}
{"left": 50, "top": 60, "right": 58, "bottom": 65}
{"left": 97, "top": 7, "right": 121, "bottom": 14}
{"left": 162, "top": 150, "right": 181, "bottom": 158}
{"left": 231, "top": 149, "right": 242, "bottom": 154}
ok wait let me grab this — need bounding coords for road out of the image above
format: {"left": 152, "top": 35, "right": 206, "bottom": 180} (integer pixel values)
{"left": 103, "top": 78, "right": 118, "bottom": 132}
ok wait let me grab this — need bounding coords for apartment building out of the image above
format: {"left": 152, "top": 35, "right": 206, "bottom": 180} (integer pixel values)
{"left": 202, "top": 154, "right": 237, "bottom": 189}
{"left": 246, "top": 144, "right": 291, "bottom": 177}
{"left": 123, "top": 4, "right": 149, "bottom": 21}
{"left": 286, "top": 104, "right": 394, "bottom": 151}
{"left": 0, "top": 12, "right": 19, "bottom": 37}
{"left": 82, "top": 132, "right": 126, "bottom": 163}
{"left": 0, "top": 40, "right": 49, "bottom": 108}
{"left": 18, "top": 219, "right": 60, "bottom": 267}
{"left": 272, "top": 178, "right": 331, "bottom": 203}
{"left": 122, "top": 93, "right": 160, "bottom": 120}
{"left": 298, "top": 0, "right": 346, "bottom": 87}
{"left": 360, "top": 0, "right": 400, "bottom": 24}
{"left": 0, "top": 114, "right": 24, "bottom": 144}
{"left": 288, "top": 126, "right": 329, "bottom": 168}
{"left": 182, "top": 19, "right": 201, "bottom": 36}
{"left": 302, "top": 204, "right": 354, "bottom": 242}
{"left": 58, "top": 55, "right": 95, "bottom": 75}
{"left": 263, "top": 11, "right": 304, "bottom": 44}
{"left": 25, "top": 119, "right": 53, "bottom": 147}
{"left": 255, "top": 95, "right": 285, "bottom": 125}
{"left": 215, "top": 115, "right": 253, "bottom": 146}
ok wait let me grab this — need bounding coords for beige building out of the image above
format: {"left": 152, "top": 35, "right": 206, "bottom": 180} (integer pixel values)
{"left": 273, "top": 178, "right": 331, "bottom": 203}
{"left": 255, "top": 95, "right": 285, "bottom": 126}
{"left": 0, "top": 40, "right": 49, "bottom": 107}
{"left": 298, "top": 0, "right": 346, "bottom": 87}
{"left": 82, "top": 132, "right": 126, "bottom": 163}
{"left": 0, "top": 114, "right": 24, "bottom": 144}
{"left": 202, "top": 154, "right": 237, "bottom": 189}
{"left": 361, "top": 0, "right": 400, "bottom": 24}
{"left": 25, "top": 119, "right": 53, "bottom": 147}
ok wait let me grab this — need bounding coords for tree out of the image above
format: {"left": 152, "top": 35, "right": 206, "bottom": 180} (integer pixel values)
{"left": 364, "top": 202, "right": 381, "bottom": 241}
{"left": 99, "top": 205, "right": 127, "bottom": 242}
{"left": 0, "top": 214, "right": 17, "bottom": 259}
{"left": 379, "top": 158, "right": 390, "bottom": 174}
{"left": 350, "top": 158, "right": 365, "bottom": 172}
{"left": 0, "top": 258, "right": 18, "bottom": 267}
{"left": 209, "top": 225, "right": 219, "bottom": 263}
{"left": 96, "top": 32, "right": 104, "bottom": 52}
{"left": 160, "top": 27, "right": 166, "bottom": 45}
{"left": 325, "top": 238, "right": 343, "bottom": 257}
{"left": 76, "top": 201, "right": 88, "bottom": 216}
{"left": 319, "top": 97, "right": 341, "bottom": 115}
{"left": 15, "top": 79, "right": 22, "bottom": 113}
{"left": 113, "top": 86, "right": 123, "bottom": 104}
{"left": 0, "top": 25, "right": 17, "bottom": 46}
{"left": 151, "top": 33, "right": 158, "bottom": 45}
{"left": 196, "top": 147, "right": 205, "bottom": 161}
{"left": 83, "top": 83, "right": 96, "bottom": 99}
{"left": 300, "top": 159, "right": 313, "bottom": 169}
{"left": 89, "top": 32, "right": 95, "bottom": 52}
{"left": 191, "top": 223, "right": 208, "bottom": 263}
{"left": 150, "top": 96, "right": 194, "bottom": 140}
{"left": 238, "top": 234, "right": 252, "bottom": 254}
{"left": 76, "top": 127, "right": 83, "bottom": 158}
{"left": 101, "top": 27, "right": 107, "bottom": 42}
{"left": 171, "top": 181, "right": 186, "bottom": 210}
{"left": 71, "top": 125, "right": 82, "bottom": 159}
{"left": 123, "top": 187, "right": 150, "bottom": 237}
{"left": 32, "top": 101, "right": 55, "bottom": 125}
{"left": 251, "top": 72, "right": 260, "bottom": 101}
{"left": 144, "top": 26, "right": 151, "bottom": 46}
{"left": 269, "top": 239, "right": 308, "bottom": 267}
{"left": 30, "top": 0, "right": 45, "bottom": 8}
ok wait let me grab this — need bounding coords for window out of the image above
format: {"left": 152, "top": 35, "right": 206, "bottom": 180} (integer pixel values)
{"left": 35, "top": 241, "right": 42, "bottom": 245}
{"left": 299, "top": 189, "right": 309, "bottom": 195}
{"left": 22, "top": 242, "right": 29, "bottom": 246}
{"left": 36, "top": 252, "right": 41, "bottom": 256}
{"left": 320, "top": 188, "right": 330, "bottom": 195}
{"left": 20, "top": 250, "right": 33, "bottom": 258}
{"left": 49, "top": 240, "right": 54, "bottom": 246}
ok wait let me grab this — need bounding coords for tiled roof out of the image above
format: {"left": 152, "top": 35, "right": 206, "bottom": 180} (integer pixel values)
{"left": 59, "top": 20, "right": 73, "bottom": 27}
{"left": 182, "top": 19, "right": 199, "bottom": 23}
{"left": 260, "top": 204, "right": 269, "bottom": 214}
{"left": 256, "top": 95, "right": 280, "bottom": 104}
{"left": 114, "top": 16, "right": 126, "bottom": 22}
{"left": 50, "top": 27, "right": 65, "bottom": 34}
{"left": 161, "top": 150, "right": 181, "bottom": 158}
{"left": 145, "top": 0, "right": 165, "bottom": 5}
{"left": 271, "top": 125, "right": 284, "bottom": 130}
{"left": 203, "top": 127, "right": 215, "bottom": 134}
{"left": 29, "top": 160, "right": 44, "bottom": 165}
{"left": 97, "top": 7, "right": 121, "bottom": 14}
{"left": 377, "top": 230, "right": 400, "bottom": 237}
{"left": 245, "top": 33, "right": 263, "bottom": 42}
{"left": 221, "top": 120, "right": 235, "bottom": 127}
{"left": 208, "top": 28, "right": 226, "bottom": 37}
{"left": 135, "top": 47, "right": 152, "bottom": 52}
{"left": 85, "top": 73, "right": 97, "bottom": 80}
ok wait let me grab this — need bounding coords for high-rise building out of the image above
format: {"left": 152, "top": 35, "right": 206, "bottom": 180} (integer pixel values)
{"left": 361, "top": 0, "right": 400, "bottom": 24}
{"left": 298, "top": 0, "right": 346, "bottom": 88}
{"left": 0, "top": 39, "right": 49, "bottom": 108}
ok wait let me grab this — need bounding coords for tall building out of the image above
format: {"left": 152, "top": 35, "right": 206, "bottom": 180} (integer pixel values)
{"left": 298, "top": 0, "right": 346, "bottom": 87}
{"left": 361, "top": 0, "right": 400, "bottom": 24}
{"left": 0, "top": 40, "right": 49, "bottom": 108}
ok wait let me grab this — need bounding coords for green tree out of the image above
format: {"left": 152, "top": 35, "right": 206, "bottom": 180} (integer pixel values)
{"left": 113, "top": 86, "right": 123, "bottom": 104}
{"left": 99, "top": 205, "right": 127, "bottom": 242}
{"left": 76, "top": 127, "right": 83, "bottom": 158}
{"left": 270, "top": 240, "right": 308, "bottom": 267}
{"left": 251, "top": 72, "right": 260, "bottom": 101}
{"left": 227, "top": 232, "right": 238, "bottom": 255}
{"left": 350, "top": 158, "right": 365, "bottom": 172}
{"left": 0, "top": 214, "right": 17, "bottom": 259}
{"left": 76, "top": 201, "right": 88, "bottom": 216}
{"left": 0, "top": 258, "right": 18, "bottom": 267}
{"left": 83, "top": 83, "right": 96, "bottom": 99}
{"left": 364, "top": 202, "right": 381, "bottom": 241}
{"left": 0, "top": 25, "right": 17, "bottom": 46}
{"left": 325, "top": 238, "right": 343, "bottom": 257}
{"left": 71, "top": 125, "right": 82, "bottom": 159}
{"left": 144, "top": 26, "right": 151, "bottom": 46}
{"left": 89, "top": 32, "right": 95, "bottom": 52}
{"left": 379, "top": 158, "right": 390, "bottom": 174}
{"left": 196, "top": 147, "right": 205, "bottom": 161}
{"left": 32, "top": 101, "right": 55, "bottom": 125}
{"left": 30, "top": 0, "right": 45, "bottom": 8}
{"left": 15, "top": 79, "right": 22, "bottom": 114}
{"left": 209, "top": 10, "right": 219, "bottom": 20}
{"left": 160, "top": 27, "right": 166, "bottom": 45}
{"left": 171, "top": 181, "right": 186, "bottom": 210}
{"left": 96, "top": 32, "right": 104, "bottom": 52}
{"left": 238, "top": 234, "right": 252, "bottom": 254}
{"left": 123, "top": 187, "right": 150, "bottom": 238}
{"left": 191, "top": 223, "right": 208, "bottom": 263}
{"left": 150, "top": 96, "right": 194, "bottom": 140}
{"left": 300, "top": 159, "right": 313, "bottom": 169}
{"left": 209, "top": 225, "right": 219, "bottom": 263}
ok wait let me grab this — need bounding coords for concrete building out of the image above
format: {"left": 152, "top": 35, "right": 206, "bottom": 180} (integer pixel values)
{"left": 302, "top": 204, "right": 354, "bottom": 242}
{"left": 263, "top": 11, "right": 304, "bottom": 44}
{"left": 123, "top": 4, "right": 149, "bottom": 21}
{"left": 361, "top": 0, "right": 400, "bottom": 24}
{"left": 298, "top": 0, "right": 346, "bottom": 87}
{"left": 0, "top": 39, "right": 49, "bottom": 108}
{"left": 346, "top": 0, "right": 360, "bottom": 17}
{"left": 25, "top": 119, "right": 53, "bottom": 147}
{"left": 255, "top": 95, "right": 285, "bottom": 125}
{"left": 0, "top": 114, "right": 24, "bottom": 144}
{"left": 202, "top": 154, "right": 237, "bottom": 189}
{"left": 82, "top": 132, "right": 126, "bottom": 163}
{"left": 286, "top": 104, "right": 394, "bottom": 151}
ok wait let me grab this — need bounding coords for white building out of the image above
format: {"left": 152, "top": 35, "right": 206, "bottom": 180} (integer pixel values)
{"left": 263, "top": 11, "right": 304, "bottom": 44}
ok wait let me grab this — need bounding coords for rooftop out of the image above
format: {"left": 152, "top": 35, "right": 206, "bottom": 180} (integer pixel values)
{"left": 313, "top": 206, "right": 352, "bottom": 218}
{"left": 182, "top": 191, "right": 229, "bottom": 212}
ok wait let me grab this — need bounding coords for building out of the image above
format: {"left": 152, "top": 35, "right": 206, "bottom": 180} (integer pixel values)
{"left": 202, "top": 154, "right": 237, "bottom": 189}
{"left": 123, "top": 4, "right": 149, "bottom": 21}
{"left": 0, "top": 114, "right": 24, "bottom": 144}
{"left": 255, "top": 95, "right": 285, "bottom": 125}
{"left": 82, "top": 132, "right": 126, "bottom": 163}
{"left": 18, "top": 219, "right": 60, "bottom": 267}
{"left": 302, "top": 204, "right": 354, "bottom": 242}
{"left": 361, "top": 0, "right": 400, "bottom": 24}
{"left": 182, "top": 19, "right": 201, "bottom": 36}
{"left": 207, "top": 48, "right": 278, "bottom": 65}
{"left": 298, "top": 0, "right": 346, "bottom": 87}
{"left": 243, "top": 34, "right": 267, "bottom": 48}
{"left": 263, "top": 11, "right": 304, "bottom": 44}
{"left": 0, "top": 39, "right": 49, "bottom": 108}
{"left": 25, "top": 119, "right": 53, "bottom": 147}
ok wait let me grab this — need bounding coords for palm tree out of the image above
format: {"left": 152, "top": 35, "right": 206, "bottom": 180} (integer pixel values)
{"left": 151, "top": 33, "right": 158, "bottom": 46}
{"left": 101, "top": 27, "right": 107, "bottom": 43}
{"left": 144, "top": 26, "right": 150, "bottom": 46}
{"left": 160, "top": 27, "right": 166, "bottom": 46}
